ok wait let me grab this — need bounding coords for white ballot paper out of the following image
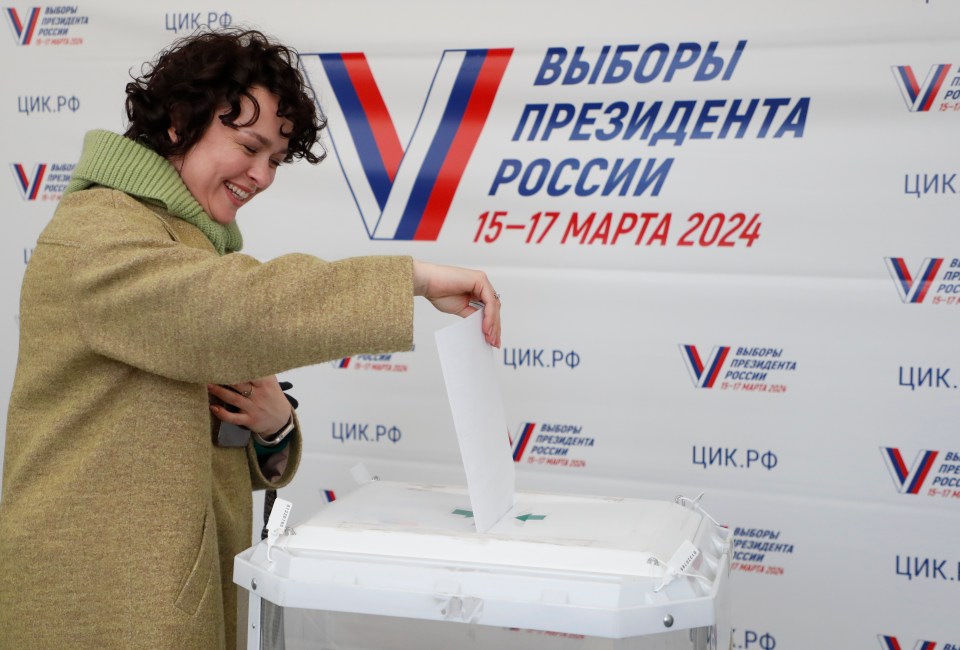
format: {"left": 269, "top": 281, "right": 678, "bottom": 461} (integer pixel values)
{"left": 435, "top": 309, "right": 515, "bottom": 532}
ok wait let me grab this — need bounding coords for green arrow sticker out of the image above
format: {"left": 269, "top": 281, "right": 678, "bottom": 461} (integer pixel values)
{"left": 452, "top": 508, "right": 474, "bottom": 518}
{"left": 515, "top": 514, "right": 546, "bottom": 522}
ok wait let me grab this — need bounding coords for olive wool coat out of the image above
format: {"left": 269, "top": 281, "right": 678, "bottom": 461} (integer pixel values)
{"left": 0, "top": 131, "right": 414, "bottom": 649}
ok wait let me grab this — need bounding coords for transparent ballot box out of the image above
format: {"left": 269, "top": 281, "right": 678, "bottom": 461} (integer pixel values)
{"left": 234, "top": 481, "right": 731, "bottom": 650}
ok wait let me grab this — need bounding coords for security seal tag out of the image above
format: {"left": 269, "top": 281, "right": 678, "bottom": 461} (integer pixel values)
{"left": 655, "top": 539, "right": 701, "bottom": 592}
{"left": 265, "top": 497, "right": 293, "bottom": 562}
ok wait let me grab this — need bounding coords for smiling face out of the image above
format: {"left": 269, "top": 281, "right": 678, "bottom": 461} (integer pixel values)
{"left": 168, "top": 86, "right": 292, "bottom": 225}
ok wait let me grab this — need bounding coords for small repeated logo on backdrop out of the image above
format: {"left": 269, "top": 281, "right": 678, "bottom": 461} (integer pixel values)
{"left": 4, "top": 6, "right": 39, "bottom": 45}
{"left": 692, "top": 445, "right": 779, "bottom": 472}
{"left": 4, "top": 5, "right": 90, "bottom": 46}
{"left": 680, "top": 344, "right": 729, "bottom": 389}
{"left": 300, "top": 49, "right": 512, "bottom": 241}
{"left": 730, "top": 527, "right": 795, "bottom": 577}
{"left": 501, "top": 346, "right": 581, "bottom": 371}
{"left": 898, "top": 364, "right": 954, "bottom": 392}
{"left": 511, "top": 422, "right": 536, "bottom": 462}
{"left": 10, "top": 162, "right": 72, "bottom": 201}
{"left": 731, "top": 629, "right": 778, "bottom": 650}
{"left": 886, "top": 257, "right": 942, "bottom": 303}
{"left": 903, "top": 172, "right": 957, "bottom": 200}
{"left": 881, "top": 447, "right": 937, "bottom": 494}
{"left": 162, "top": 10, "right": 233, "bottom": 35}
{"left": 331, "top": 421, "right": 402, "bottom": 446}
{"left": 679, "top": 344, "right": 796, "bottom": 393}
{"left": 879, "top": 635, "right": 955, "bottom": 650}
{"left": 329, "top": 351, "right": 411, "bottom": 373}
{"left": 881, "top": 447, "right": 960, "bottom": 500}
{"left": 10, "top": 163, "right": 45, "bottom": 200}
{"left": 511, "top": 421, "right": 593, "bottom": 469}
{"left": 17, "top": 93, "right": 81, "bottom": 117}
{"left": 891, "top": 64, "right": 958, "bottom": 112}
{"left": 895, "top": 552, "right": 960, "bottom": 584}
{"left": 885, "top": 257, "right": 960, "bottom": 305}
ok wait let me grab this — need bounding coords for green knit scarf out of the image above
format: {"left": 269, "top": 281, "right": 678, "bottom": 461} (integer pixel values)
{"left": 63, "top": 130, "right": 243, "bottom": 255}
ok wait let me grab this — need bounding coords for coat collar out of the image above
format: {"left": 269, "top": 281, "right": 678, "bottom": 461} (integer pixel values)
{"left": 63, "top": 130, "right": 243, "bottom": 255}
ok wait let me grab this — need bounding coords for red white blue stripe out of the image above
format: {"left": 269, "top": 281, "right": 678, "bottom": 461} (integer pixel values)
{"left": 301, "top": 48, "right": 511, "bottom": 240}
{"left": 681, "top": 345, "right": 730, "bottom": 389}
{"left": 11, "top": 163, "right": 46, "bottom": 200}
{"left": 885, "top": 257, "right": 943, "bottom": 303}
{"left": 881, "top": 447, "right": 938, "bottom": 495}
{"left": 4, "top": 7, "right": 40, "bottom": 46}
{"left": 879, "top": 637, "right": 937, "bottom": 650}
{"left": 512, "top": 422, "right": 536, "bottom": 462}
{"left": 892, "top": 64, "right": 951, "bottom": 112}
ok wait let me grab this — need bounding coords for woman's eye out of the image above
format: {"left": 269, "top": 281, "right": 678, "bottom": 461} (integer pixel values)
{"left": 243, "top": 145, "right": 257, "bottom": 154}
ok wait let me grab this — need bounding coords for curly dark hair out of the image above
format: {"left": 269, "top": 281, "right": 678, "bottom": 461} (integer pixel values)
{"left": 124, "top": 29, "right": 325, "bottom": 164}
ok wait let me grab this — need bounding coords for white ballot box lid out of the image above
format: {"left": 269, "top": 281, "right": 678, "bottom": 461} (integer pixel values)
{"left": 234, "top": 481, "right": 730, "bottom": 639}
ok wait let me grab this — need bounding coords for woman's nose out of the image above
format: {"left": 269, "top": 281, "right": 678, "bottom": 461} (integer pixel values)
{"left": 248, "top": 158, "right": 274, "bottom": 190}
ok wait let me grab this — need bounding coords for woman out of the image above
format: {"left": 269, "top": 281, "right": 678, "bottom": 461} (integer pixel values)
{"left": 0, "top": 29, "right": 501, "bottom": 649}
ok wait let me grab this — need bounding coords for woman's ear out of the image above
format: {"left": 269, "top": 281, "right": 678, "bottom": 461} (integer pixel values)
{"left": 167, "top": 104, "right": 184, "bottom": 144}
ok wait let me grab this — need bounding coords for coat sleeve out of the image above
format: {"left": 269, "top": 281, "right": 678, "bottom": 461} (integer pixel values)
{"left": 246, "top": 410, "right": 303, "bottom": 490}
{"left": 50, "top": 190, "right": 414, "bottom": 383}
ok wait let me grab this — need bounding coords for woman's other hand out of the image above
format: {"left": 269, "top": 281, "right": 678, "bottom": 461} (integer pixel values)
{"left": 208, "top": 377, "right": 292, "bottom": 436}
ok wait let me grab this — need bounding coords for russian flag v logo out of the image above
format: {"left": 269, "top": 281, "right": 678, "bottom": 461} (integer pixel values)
{"left": 301, "top": 49, "right": 512, "bottom": 241}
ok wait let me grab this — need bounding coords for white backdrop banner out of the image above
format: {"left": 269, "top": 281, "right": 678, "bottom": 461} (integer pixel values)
{"left": 3, "top": 1, "right": 960, "bottom": 647}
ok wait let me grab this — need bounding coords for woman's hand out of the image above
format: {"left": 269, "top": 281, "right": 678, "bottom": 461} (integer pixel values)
{"left": 412, "top": 260, "right": 502, "bottom": 348}
{"left": 208, "top": 376, "right": 291, "bottom": 436}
